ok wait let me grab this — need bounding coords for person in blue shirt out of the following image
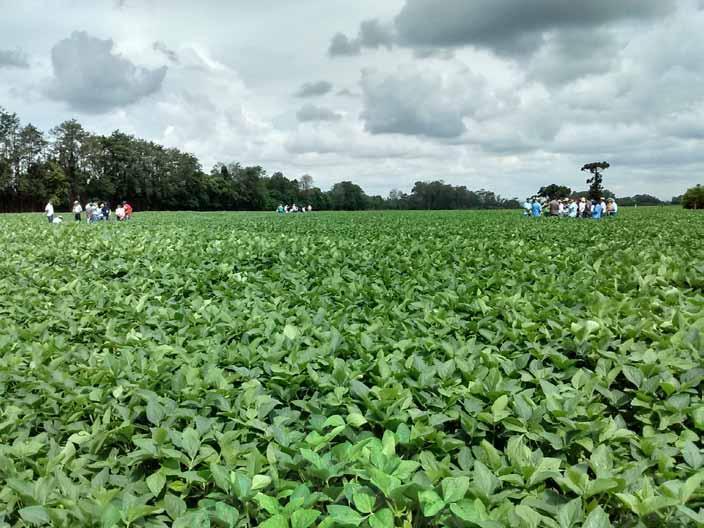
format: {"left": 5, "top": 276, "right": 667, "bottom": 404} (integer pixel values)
{"left": 592, "top": 199, "right": 603, "bottom": 219}
{"left": 531, "top": 198, "right": 542, "bottom": 217}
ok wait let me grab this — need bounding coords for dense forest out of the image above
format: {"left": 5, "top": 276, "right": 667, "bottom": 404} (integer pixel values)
{"left": 1, "top": 106, "right": 692, "bottom": 213}
{"left": 0, "top": 107, "right": 521, "bottom": 212}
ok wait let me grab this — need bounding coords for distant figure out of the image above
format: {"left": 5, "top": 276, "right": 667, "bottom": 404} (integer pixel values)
{"left": 291, "top": 203, "right": 299, "bottom": 213}
{"left": 592, "top": 200, "right": 603, "bottom": 219}
{"left": 284, "top": 204, "right": 290, "bottom": 213}
{"left": 607, "top": 198, "right": 618, "bottom": 216}
{"left": 277, "top": 204, "right": 284, "bottom": 214}
{"left": 584, "top": 200, "right": 592, "bottom": 218}
{"left": 568, "top": 199, "right": 578, "bottom": 218}
{"left": 124, "top": 202, "right": 133, "bottom": 220}
{"left": 100, "top": 203, "right": 110, "bottom": 221}
{"left": 116, "top": 203, "right": 126, "bottom": 221}
{"left": 531, "top": 198, "right": 542, "bottom": 218}
{"left": 549, "top": 198, "right": 560, "bottom": 217}
{"left": 578, "top": 197, "right": 586, "bottom": 217}
{"left": 600, "top": 198, "right": 607, "bottom": 215}
{"left": 523, "top": 198, "right": 531, "bottom": 216}
{"left": 72, "top": 201, "right": 82, "bottom": 222}
{"left": 85, "top": 202, "right": 92, "bottom": 223}
{"left": 307, "top": 205, "right": 312, "bottom": 212}
{"left": 45, "top": 200, "right": 54, "bottom": 223}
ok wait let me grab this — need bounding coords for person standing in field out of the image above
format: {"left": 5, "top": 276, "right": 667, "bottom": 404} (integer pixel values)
{"left": 45, "top": 200, "right": 54, "bottom": 223}
{"left": 307, "top": 205, "right": 312, "bottom": 212}
{"left": 531, "top": 198, "right": 542, "bottom": 218}
{"left": 568, "top": 199, "right": 578, "bottom": 218}
{"left": 549, "top": 198, "right": 560, "bottom": 217}
{"left": 124, "top": 202, "right": 133, "bottom": 219}
{"left": 600, "top": 197, "right": 607, "bottom": 216}
{"left": 578, "top": 197, "right": 586, "bottom": 217}
{"left": 607, "top": 198, "right": 618, "bottom": 216}
{"left": 116, "top": 203, "right": 126, "bottom": 221}
{"left": 100, "top": 203, "right": 110, "bottom": 221}
{"left": 72, "top": 201, "right": 83, "bottom": 222}
{"left": 592, "top": 199, "right": 603, "bottom": 219}
{"left": 523, "top": 198, "right": 531, "bottom": 216}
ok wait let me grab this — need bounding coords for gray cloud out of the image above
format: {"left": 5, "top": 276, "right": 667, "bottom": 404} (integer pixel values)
{"left": 337, "top": 89, "right": 359, "bottom": 97}
{"left": 0, "top": 48, "right": 29, "bottom": 68}
{"left": 360, "top": 67, "right": 494, "bottom": 138}
{"left": 329, "top": 33, "right": 361, "bottom": 56}
{"left": 329, "top": 19, "right": 394, "bottom": 57}
{"left": 359, "top": 19, "right": 395, "bottom": 50}
{"left": 47, "top": 31, "right": 167, "bottom": 113}
{"left": 413, "top": 48, "right": 455, "bottom": 60}
{"left": 153, "top": 41, "right": 179, "bottom": 63}
{"left": 527, "top": 29, "right": 623, "bottom": 85}
{"left": 294, "top": 80, "right": 333, "bottom": 97}
{"left": 296, "top": 103, "right": 342, "bottom": 122}
{"left": 394, "top": 0, "right": 675, "bottom": 56}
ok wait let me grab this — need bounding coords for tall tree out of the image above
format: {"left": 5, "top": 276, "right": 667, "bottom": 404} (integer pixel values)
{"left": 682, "top": 184, "right": 704, "bottom": 209}
{"left": 328, "top": 181, "right": 367, "bottom": 210}
{"left": 0, "top": 107, "right": 21, "bottom": 195}
{"left": 538, "top": 184, "right": 572, "bottom": 200}
{"left": 51, "top": 119, "right": 89, "bottom": 204}
{"left": 581, "top": 161, "right": 610, "bottom": 201}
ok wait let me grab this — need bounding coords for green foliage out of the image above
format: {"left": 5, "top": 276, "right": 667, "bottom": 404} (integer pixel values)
{"left": 0, "top": 106, "right": 519, "bottom": 213}
{"left": 0, "top": 208, "right": 703, "bottom": 528}
{"left": 537, "top": 184, "right": 572, "bottom": 200}
{"left": 581, "top": 162, "right": 610, "bottom": 201}
{"left": 682, "top": 184, "right": 704, "bottom": 209}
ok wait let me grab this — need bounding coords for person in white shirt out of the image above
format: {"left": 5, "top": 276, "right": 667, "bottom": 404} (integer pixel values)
{"left": 52, "top": 216, "right": 63, "bottom": 224}
{"left": 568, "top": 199, "right": 578, "bottom": 218}
{"left": 578, "top": 197, "right": 586, "bottom": 217}
{"left": 607, "top": 198, "right": 619, "bottom": 216}
{"left": 45, "top": 201, "right": 54, "bottom": 223}
{"left": 307, "top": 205, "right": 312, "bottom": 212}
{"left": 116, "top": 204, "right": 126, "bottom": 221}
{"left": 523, "top": 199, "right": 531, "bottom": 216}
{"left": 72, "top": 201, "right": 83, "bottom": 222}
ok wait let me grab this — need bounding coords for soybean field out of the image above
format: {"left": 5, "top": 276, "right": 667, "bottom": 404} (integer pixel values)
{"left": 0, "top": 208, "right": 703, "bottom": 528}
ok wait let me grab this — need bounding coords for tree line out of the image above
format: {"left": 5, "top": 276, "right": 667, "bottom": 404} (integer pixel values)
{"left": 536, "top": 183, "right": 691, "bottom": 207}
{"left": 0, "top": 107, "right": 519, "bottom": 213}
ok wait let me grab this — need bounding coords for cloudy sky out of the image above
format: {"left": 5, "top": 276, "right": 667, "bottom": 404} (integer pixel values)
{"left": 1, "top": 0, "right": 703, "bottom": 199}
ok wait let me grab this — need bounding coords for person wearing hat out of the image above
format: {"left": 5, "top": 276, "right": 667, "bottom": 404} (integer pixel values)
{"left": 72, "top": 200, "right": 83, "bottom": 222}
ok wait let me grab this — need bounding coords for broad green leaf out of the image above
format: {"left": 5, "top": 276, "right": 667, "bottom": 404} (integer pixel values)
{"left": 19, "top": 505, "right": 51, "bottom": 525}
{"left": 582, "top": 506, "right": 611, "bottom": 528}
{"left": 291, "top": 509, "right": 321, "bottom": 528}
{"left": 146, "top": 470, "right": 166, "bottom": 496}
{"left": 252, "top": 474, "right": 273, "bottom": 491}
{"left": 215, "top": 502, "right": 239, "bottom": 528}
{"left": 260, "top": 514, "right": 289, "bottom": 528}
{"left": 557, "top": 498, "right": 582, "bottom": 528}
{"left": 441, "top": 476, "right": 470, "bottom": 503}
{"left": 418, "top": 489, "right": 445, "bottom": 517}
{"left": 327, "top": 505, "right": 364, "bottom": 526}
{"left": 450, "top": 499, "right": 482, "bottom": 523}
{"left": 352, "top": 489, "right": 375, "bottom": 513}
{"left": 368, "top": 508, "right": 394, "bottom": 528}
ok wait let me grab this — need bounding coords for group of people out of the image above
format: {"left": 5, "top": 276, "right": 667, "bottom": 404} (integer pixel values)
{"left": 276, "top": 204, "right": 312, "bottom": 214}
{"left": 44, "top": 200, "right": 133, "bottom": 224}
{"left": 524, "top": 196, "right": 618, "bottom": 219}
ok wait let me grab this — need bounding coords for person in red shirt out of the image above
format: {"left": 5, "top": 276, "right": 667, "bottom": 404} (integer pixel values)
{"left": 124, "top": 202, "right": 133, "bottom": 220}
